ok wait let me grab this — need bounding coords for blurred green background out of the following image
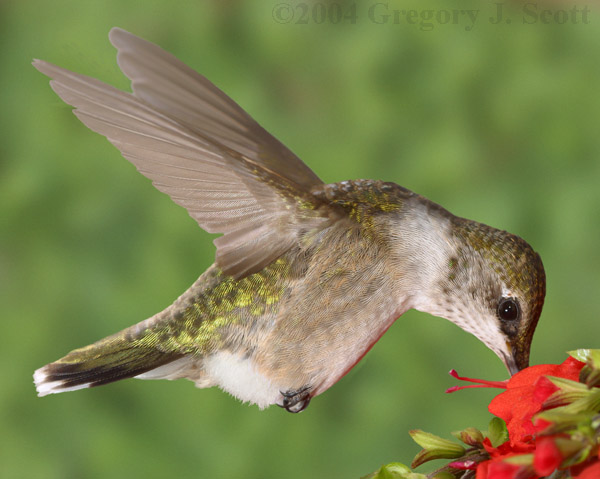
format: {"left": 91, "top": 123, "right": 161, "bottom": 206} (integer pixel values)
{"left": 2, "top": 0, "right": 599, "bottom": 478}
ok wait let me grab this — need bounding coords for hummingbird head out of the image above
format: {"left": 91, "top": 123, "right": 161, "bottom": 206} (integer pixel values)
{"left": 420, "top": 215, "right": 546, "bottom": 376}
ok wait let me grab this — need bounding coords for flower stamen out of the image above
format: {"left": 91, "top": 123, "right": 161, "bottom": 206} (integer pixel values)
{"left": 446, "top": 369, "right": 509, "bottom": 393}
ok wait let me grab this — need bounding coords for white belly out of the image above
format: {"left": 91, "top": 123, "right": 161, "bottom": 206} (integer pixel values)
{"left": 203, "top": 351, "right": 283, "bottom": 409}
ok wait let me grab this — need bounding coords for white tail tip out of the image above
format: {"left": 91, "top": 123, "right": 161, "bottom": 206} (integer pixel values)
{"left": 33, "top": 366, "right": 90, "bottom": 397}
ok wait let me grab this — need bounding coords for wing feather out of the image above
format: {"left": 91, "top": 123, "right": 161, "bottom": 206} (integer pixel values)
{"left": 108, "top": 28, "right": 322, "bottom": 189}
{"left": 34, "top": 28, "right": 331, "bottom": 278}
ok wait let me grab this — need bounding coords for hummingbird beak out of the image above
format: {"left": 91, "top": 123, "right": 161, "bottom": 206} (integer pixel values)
{"left": 502, "top": 353, "right": 521, "bottom": 376}
{"left": 502, "top": 341, "right": 530, "bottom": 376}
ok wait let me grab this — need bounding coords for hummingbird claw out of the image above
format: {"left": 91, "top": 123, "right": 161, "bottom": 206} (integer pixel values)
{"left": 279, "top": 386, "right": 312, "bottom": 413}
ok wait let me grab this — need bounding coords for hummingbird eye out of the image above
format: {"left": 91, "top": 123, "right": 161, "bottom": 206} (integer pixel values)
{"left": 497, "top": 297, "right": 520, "bottom": 322}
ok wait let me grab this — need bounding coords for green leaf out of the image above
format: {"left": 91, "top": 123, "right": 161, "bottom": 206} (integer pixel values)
{"left": 553, "top": 437, "right": 591, "bottom": 469}
{"left": 546, "top": 376, "right": 589, "bottom": 392}
{"left": 586, "top": 349, "right": 600, "bottom": 369}
{"left": 535, "top": 409, "right": 592, "bottom": 434}
{"left": 565, "top": 348, "right": 600, "bottom": 386}
{"left": 361, "top": 463, "right": 427, "bottom": 479}
{"left": 487, "top": 417, "right": 508, "bottom": 447}
{"left": 559, "top": 389, "right": 600, "bottom": 414}
{"left": 503, "top": 453, "right": 533, "bottom": 466}
{"left": 568, "top": 349, "right": 593, "bottom": 363}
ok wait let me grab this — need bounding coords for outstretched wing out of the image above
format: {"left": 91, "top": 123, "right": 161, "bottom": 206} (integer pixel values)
{"left": 34, "top": 28, "right": 331, "bottom": 279}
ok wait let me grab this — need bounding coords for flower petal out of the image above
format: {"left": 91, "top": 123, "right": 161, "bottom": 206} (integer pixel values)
{"left": 573, "top": 460, "right": 600, "bottom": 479}
{"left": 533, "top": 437, "right": 563, "bottom": 476}
{"left": 486, "top": 460, "right": 522, "bottom": 479}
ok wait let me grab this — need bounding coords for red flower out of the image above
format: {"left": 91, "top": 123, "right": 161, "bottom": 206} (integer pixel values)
{"left": 488, "top": 356, "right": 584, "bottom": 447}
{"left": 472, "top": 437, "right": 534, "bottom": 479}
{"left": 481, "top": 437, "right": 530, "bottom": 457}
{"left": 399, "top": 351, "right": 600, "bottom": 479}
{"left": 448, "top": 356, "right": 585, "bottom": 448}
{"left": 447, "top": 356, "right": 587, "bottom": 479}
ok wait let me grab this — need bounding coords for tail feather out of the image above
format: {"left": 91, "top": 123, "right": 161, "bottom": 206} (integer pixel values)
{"left": 34, "top": 333, "right": 184, "bottom": 397}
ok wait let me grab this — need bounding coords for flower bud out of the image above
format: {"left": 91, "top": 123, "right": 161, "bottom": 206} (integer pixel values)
{"left": 430, "top": 473, "right": 456, "bottom": 479}
{"left": 451, "top": 427, "right": 484, "bottom": 447}
{"left": 361, "top": 462, "right": 428, "bottom": 479}
{"left": 409, "top": 430, "right": 465, "bottom": 468}
{"left": 543, "top": 376, "right": 591, "bottom": 408}
{"left": 580, "top": 366, "right": 600, "bottom": 388}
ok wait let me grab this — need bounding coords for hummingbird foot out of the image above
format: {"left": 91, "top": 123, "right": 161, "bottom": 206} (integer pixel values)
{"left": 279, "top": 386, "right": 312, "bottom": 413}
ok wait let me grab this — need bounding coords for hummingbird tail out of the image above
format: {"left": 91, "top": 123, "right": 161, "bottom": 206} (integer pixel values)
{"left": 33, "top": 331, "right": 185, "bottom": 397}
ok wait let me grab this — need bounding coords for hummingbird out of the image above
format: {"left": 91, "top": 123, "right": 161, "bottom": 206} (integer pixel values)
{"left": 33, "top": 28, "right": 545, "bottom": 413}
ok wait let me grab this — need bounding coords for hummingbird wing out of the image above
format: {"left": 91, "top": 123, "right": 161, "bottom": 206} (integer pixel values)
{"left": 33, "top": 28, "right": 330, "bottom": 279}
